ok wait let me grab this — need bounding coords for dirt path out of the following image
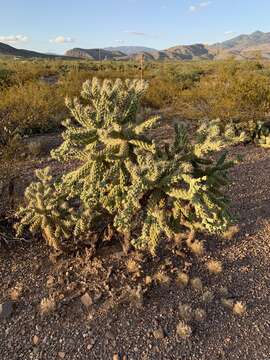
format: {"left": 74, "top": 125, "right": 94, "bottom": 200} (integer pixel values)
{"left": 0, "top": 144, "right": 269, "bottom": 360}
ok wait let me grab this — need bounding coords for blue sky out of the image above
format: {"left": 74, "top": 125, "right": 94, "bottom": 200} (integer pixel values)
{"left": 0, "top": 0, "right": 270, "bottom": 53}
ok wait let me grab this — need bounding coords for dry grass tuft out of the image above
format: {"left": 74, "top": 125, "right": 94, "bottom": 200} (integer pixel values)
{"left": 179, "top": 303, "right": 193, "bottom": 321}
{"left": 222, "top": 225, "right": 240, "bottom": 240}
{"left": 176, "top": 321, "right": 192, "bottom": 339}
{"left": 194, "top": 308, "right": 206, "bottom": 322}
{"left": 191, "top": 277, "right": 203, "bottom": 291}
{"left": 188, "top": 240, "right": 205, "bottom": 256}
{"left": 126, "top": 259, "right": 140, "bottom": 275}
{"left": 145, "top": 275, "right": 153, "bottom": 285}
{"left": 9, "top": 283, "right": 23, "bottom": 301}
{"left": 202, "top": 290, "right": 214, "bottom": 303}
{"left": 39, "top": 296, "right": 56, "bottom": 315}
{"left": 233, "top": 301, "right": 246, "bottom": 316}
{"left": 207, "top": 260, "right": 223, "bottom": 274}
{"left": 176, "top": 271, "right": 189, "bottom": 287}
{"left": 154, "top": 271, "right": 171, "bottom": 285}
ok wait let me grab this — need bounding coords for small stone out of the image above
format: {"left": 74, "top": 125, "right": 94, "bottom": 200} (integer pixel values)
{"left": 33, "top": 335, "right": 39, "bottom": 345}
{"left": 58, "top": 352, "right": 65, "bottom": 359}
{"left": 0, "top": 301, "right": 14, "bottom": 320}
{"left": 153, "top": 327, "right": 165, "bottom": 340}
{"left": 80, "top": 293, "right": 93, "bottom": 308}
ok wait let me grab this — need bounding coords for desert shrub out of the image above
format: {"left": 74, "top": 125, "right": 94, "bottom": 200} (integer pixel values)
{"left": 0, "top": 81, "right": 66, "bottom": 146}
{"left": 167, "top": 67, "right": 205, "bottom": 90}
{"left": 0, "top": 68, "right": 13, "bottom": 90}
{"left": 0, "top": 61, "right": 59, "bottom": 88}
{"left": 178, "top": 62, "right": 270, "bottom": 125}
{"left": 15, "top": 77, "right": 240, "bottom": 254}
{"left": 143, "top": 78, "right": 180, "bottom": 109}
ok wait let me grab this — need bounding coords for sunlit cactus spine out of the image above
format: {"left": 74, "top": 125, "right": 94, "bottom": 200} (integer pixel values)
{"left": 51, "top": 77, "right": 160, "bottom": 205}
{"left": 14, "top": 167, "right": 76, "bottom": 250}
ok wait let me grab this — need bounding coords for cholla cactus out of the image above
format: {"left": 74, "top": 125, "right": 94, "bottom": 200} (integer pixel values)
{"left": 114, "top": 123, "right": 234, "bottom": 254}
{"left": 194, "top": 119, "right": 247, "bottom": 157}
{"left": 14, "top": 167, "right": 76, "bottom": 250}
{"left": 51, "top": 78, "right": 160, "bottom": 204}
{"left": 251, "top": 121, "right": 270, "bottom": 148}
{"left": 16, "top": 78, "right": 237, "bottom": 255}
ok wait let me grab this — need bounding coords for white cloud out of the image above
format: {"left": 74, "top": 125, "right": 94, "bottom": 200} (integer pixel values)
{"left": 189, "top": 1, "right": 212, "bottom": 12}
{"left": 225, "top": 30, "right": 236, "bottom": 36}
{"left": 49, "top": 36, "right": 75, "bottom": 44}
{"left": 0, "top": 34, "right": 29, "bottom": 44}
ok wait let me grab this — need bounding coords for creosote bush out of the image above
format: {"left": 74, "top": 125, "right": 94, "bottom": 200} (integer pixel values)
{"left": 16, "top": 77, "right": 239, "bottom": 256}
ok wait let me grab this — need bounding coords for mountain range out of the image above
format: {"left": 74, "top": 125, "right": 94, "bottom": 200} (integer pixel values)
{"left": 0, "top": 42, "right": 74, "bottom": 59}
{"left": 104, "top": 46, "right": 157, "bottom": 55}
{"left": 1, "top": 30, "right": 270, "bottom": 61}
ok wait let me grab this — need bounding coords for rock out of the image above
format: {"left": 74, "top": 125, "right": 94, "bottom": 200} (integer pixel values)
{"left": 153, "top": 327, "right": 165, "bottom": 340}
{"left": 33, "top": 335, "right": 39, "bottom": 345}
{"left": 58, "top": 351, "right": 65, "bottom": 359}
{"left": 80, "top": 292, "right": 93, "bottom": 308}
{"left": 0, "top": 301, "right": 14, "bottom": 320}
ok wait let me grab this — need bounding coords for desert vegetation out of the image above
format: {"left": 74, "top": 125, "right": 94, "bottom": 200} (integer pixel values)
{"left": 1, "top": 58, "right": 270, "bottom": 157}
{"left": 0, "top": 58, "right": 270, "bottom": 360}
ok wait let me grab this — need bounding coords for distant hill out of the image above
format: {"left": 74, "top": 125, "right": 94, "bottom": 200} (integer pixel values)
{"left": 127, "top": 44, "right": 213, "bottom": 61}
{"left": 0, "top": 42, "right": 74, "bottom": 59}
{"left": 0, "top": 42, "right": 54, "bottom": 58}
{"left": 104, "top": 46, "right": 157, "bottom": 55}
{"left": 213, "top": 31, "right": 270, "bottom": 50}
{"left": 65, "top": 48, "right": 125, "bottom": 60}
{"left": 164, "top": 44, "right": 214, "bottom": 60}
{"left": 210, "top": 31, "right": 270, "bottom": 59}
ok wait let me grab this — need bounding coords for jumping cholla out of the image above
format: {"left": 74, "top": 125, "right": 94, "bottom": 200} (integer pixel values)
{"left": 16, "top": 77, "right": 239, "bottom": 254}
{"left": 51, "top": 78, "right": 159, "bottom": 204}
{"left": 14, "top": 167, "right": 94, "bottom": 251}
{"left": 14, "top": 167, "right": 75, "bottom": 250}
